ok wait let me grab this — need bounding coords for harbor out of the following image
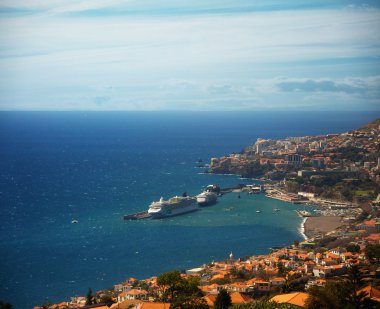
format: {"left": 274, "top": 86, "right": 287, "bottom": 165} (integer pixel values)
{"left": 123, "top": 184, "right": 262, "bottom": 220}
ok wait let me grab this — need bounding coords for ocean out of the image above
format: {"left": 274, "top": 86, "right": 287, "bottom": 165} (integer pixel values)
{"left": 0, "top": 111, "right": 378, "bottom": 308}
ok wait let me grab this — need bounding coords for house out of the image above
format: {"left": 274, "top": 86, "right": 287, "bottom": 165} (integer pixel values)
{"left": 357, "top": 285, "right": 380, "bottom": 303}
{"left": 230, "top": 292, "right": 253, "bottom": 304}
{"left": 313, "top": 266, "right": 332, "bottom": 278}
{"left": 305, "top": 279, "right": 326, "bottom": 290}
{"left": 304, "top": 261, "right": 315, "bottom": 274}
{"left": 126, "top": 289, "right": 149, "bottom": 301}
{"left": 135, "top": 303, "right": 171, "bottom": 309}
{"left": 270, "top": 277, "right": 286, "bottom": 288}
{"left": 357, "top": 219, "right": 379, "bottom": 231}
{"left": 186, "top": 267, "right": 204, "bottom": 276}
{"left": 321, "top": 258, "right": 337, "bottom": 266}
{"left": 203, "top": 294, "right": 217, "bottom": 307}
{"left": 254, "top": 280, "right": 271, "bottom": 293}
{"left": 270, "top": 292, "right": 309, "bottom": 308}
{"left": 227, "top": 282, "right": 251, "bottom": 293}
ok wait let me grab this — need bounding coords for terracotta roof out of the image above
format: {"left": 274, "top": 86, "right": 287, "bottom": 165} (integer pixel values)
{"left": 230, "top": 292, "right": 252, "bottom": 304}
{"left": 358, "top": 285, "right": 380, "bottom": 302}
{"left": 270, "top": 292, "right": 309, "bottom": 307}
{"left": 363, "top": 219, "right": 377, "bottom": 226}
{"left": 127, "top": 289, "right": 148, "bottom": 295}
{"left": 139, "top": 302, "right": 171, "bottom": 309}
{"left": 203, "top": 294, "right": 217, "bottom": 307}
{"left": 110, "top": 300, "right": 143, "bottom": 309}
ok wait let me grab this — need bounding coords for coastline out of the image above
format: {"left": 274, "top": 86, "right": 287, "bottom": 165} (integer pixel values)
{"left": 299, "top": 217, "right": 308, "bottom": 240}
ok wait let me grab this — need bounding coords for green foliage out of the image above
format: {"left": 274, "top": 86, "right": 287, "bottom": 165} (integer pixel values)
{"left": 230, "top": 267, "right": 249, "bottom": 280}
{"left": 86, "top": 288, "right": 93, "bottom": 306}
{"left": 170, "top": 297, "right": 209, "bottom": 309}
{"left": 99, "top": 294, "right": 115, "bottom": 307}
{"left": 241, "top": 161, "right": 266, "bottom": 178}
{"left": 211, "top": 277, "right": 231, "bottom": 285}
{"left": 232, "top": 301, "right": 299, "bottom": 308}
{"left": 365, "top": 244, "right": 380, "bottom": 262}
{"left": 305, "top": 265, "right": 372, "bottom": 309}
{"left": 214, "top": 289, "right": 232, "bottom": 309}
{"left": 0, "top": 302, "right": 13, "bottom": 309}
{"left": 305, "top": 281, "right": 350, "bottom": 309}
{"left": 157, "top": 270, "right": 204, "bottom": 306}
{"left": 335, "top": 146, "right": 366, "bottom": 162}
{"left": 346, "top": 244, "right": 360, "bottom": 253}
{"left": 138, "top": 280, "right": 150, "bottom": 292}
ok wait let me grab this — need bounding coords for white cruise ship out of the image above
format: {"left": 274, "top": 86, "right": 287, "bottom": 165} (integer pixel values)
{"left": 148, "top": 196, "right": 198, "bottom": 219}
{"left": 196, "top": 191, "right": 217, "bottom": 206}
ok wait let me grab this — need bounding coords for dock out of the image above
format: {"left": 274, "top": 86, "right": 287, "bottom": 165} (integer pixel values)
{"left": 123, "top": 211, "right": 151, "bottom": 220}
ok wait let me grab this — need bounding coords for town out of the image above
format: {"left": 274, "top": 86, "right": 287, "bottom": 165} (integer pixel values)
{"left": 34, "top": 119, "right": 380, "bottom": 309}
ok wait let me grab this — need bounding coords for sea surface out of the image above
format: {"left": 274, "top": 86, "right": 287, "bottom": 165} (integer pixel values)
{"left": 0, "top": 111, "right": 378, "bottom": 308}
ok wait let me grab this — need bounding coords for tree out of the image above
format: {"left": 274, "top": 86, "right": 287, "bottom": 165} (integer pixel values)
{"left": 346, "top": 244, "right": 360, "bottom": 253}
{"left": 0, "top": 302, "right": 13, "bottom": 309}
{"left": 214, "top": 289, "right": 232, "bottom": 309}
{"left": 232, "top": 301, "right": 299, "bottom": 308}
{"left": 86, "top": 288, "right": 93, "bottom": 306}
{"left": 305, "top": 281, "right": 350, "bottom": 309}
{"left": 157, "top": 270, "right": 183, "bottom": 302}
{"left": 365, "top": 244, "right": 380, "bottom": 263}
{"left": 99, "top": 294, "right": 115, "bottom": 307}
{"left": 157, "top": 270, "right": 205, "bottom": 306}
{"left": 345, "top": 265, "right": 368, "bottom": 308}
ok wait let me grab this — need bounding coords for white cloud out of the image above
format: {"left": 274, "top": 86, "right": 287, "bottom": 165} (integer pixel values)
{"left": 0, "top": 7, "right": 379, "bottom": 110}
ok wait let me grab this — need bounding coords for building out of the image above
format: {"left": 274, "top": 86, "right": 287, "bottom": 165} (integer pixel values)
{"left": 285, "top": 154, "right": 302, "bottom": 166}
{"left": 270, "top": 292, "right": 309, "bottom": 308}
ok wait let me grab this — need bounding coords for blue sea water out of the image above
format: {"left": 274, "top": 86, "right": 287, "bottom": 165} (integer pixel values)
{"left": 0, "top": 111, "right": 378, "bottom": 308}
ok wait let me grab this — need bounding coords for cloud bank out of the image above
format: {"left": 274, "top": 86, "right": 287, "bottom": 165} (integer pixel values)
{"left": 0, "top": 1, "right": 379, "bottom": 110}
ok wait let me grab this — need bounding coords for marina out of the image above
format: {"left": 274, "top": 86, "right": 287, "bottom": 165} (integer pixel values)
{"left": 123, "top": 184, "right": 262, "bottom": 220}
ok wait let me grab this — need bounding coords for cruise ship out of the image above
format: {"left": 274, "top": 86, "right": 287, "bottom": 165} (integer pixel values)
{"left": 196, "top": 191, "right": 217, "bottom": 206}
{"left": 148, "top": 196, "right": 198, "bottom": 219}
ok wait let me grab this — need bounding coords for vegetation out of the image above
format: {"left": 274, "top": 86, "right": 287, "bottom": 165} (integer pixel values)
{"left": 232, "top": 301, "right": 299, "bottom": 309}
{"left": 365, "top": 244, "right": 380, "bottom": 263}
{"left": 214, "top": 289, "right": 232, "bottom": 309}
{"left": 0, "top": 302, "right": 13, "bottom": 309}
{"left": 304, "top": 265, "right": 377, "bottom": 309}
{"left": 99, "top": 294, "right": 115, "bottom": 307}
{"left": 157, "top": 270, "right": 206, "bottom": 308}
{"left": 86, "top": 288, "right": 94, "bottom": 306}
{"left": 346, "top": 244, "right": 361, "bottom": 253}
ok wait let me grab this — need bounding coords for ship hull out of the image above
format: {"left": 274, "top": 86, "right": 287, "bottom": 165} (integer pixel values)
{"left": 196, "top": 192, "right": 217, "bottom": 206}
{"left": 150, "top": 205, "right": 199, "bottom": 219}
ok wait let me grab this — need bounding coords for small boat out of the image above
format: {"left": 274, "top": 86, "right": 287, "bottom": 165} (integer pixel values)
{"left": 273, "top": 208, "right": 280, "bottom": 212}
{"left": 256, "top": 210, "right": 261, "bottom": 213}
{"left": 71, "top": 219, "right": 79, "bottom": 224}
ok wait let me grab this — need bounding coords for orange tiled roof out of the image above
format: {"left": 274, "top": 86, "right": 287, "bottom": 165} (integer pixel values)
{"left": 364, "top": 219, "right": 377, "bottom": 226}
{"left": 127, "top": 289, "right": 148, "bottom": 295}
{"left": 270, "top": 292, "right": 309, "bottom": 307}
{"left": 358, "top": 285, "right": 380, "bottom": 302}
{"left": 203, "top": 294, "right": 217, "bottom": 307}
{"left": 230, "top": 292, "right": 252, "bottom": 304}
{"left": 139, "top": 302, "right": 171, "bottom": 309}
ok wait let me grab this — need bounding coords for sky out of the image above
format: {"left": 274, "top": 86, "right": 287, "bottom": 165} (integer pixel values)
{"left": 0, "top": 0, "right": 379, "bottom": 111}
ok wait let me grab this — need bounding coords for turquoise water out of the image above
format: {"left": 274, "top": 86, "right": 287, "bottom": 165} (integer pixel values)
{"left": 0, "top": 111, "right": 378, "bottom": 308}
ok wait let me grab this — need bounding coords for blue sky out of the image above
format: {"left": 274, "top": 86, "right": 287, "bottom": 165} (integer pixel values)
{"left": 0, "top": 1, "right": 379, "bottom": 111}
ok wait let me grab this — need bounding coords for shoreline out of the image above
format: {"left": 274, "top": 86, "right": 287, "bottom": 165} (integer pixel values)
{"left": 299, "top": 217, "right": 308, "bottom": 240}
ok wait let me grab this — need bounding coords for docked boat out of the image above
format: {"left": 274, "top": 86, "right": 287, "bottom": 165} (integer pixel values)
{"left": 296, "top": 210, "right": 312, "bottom": 217}
{"left": 148, "top": 196, "right": 198, "bottom": 219}
{"left": 196, "top": 191, "right": 218, "bottom": 206}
